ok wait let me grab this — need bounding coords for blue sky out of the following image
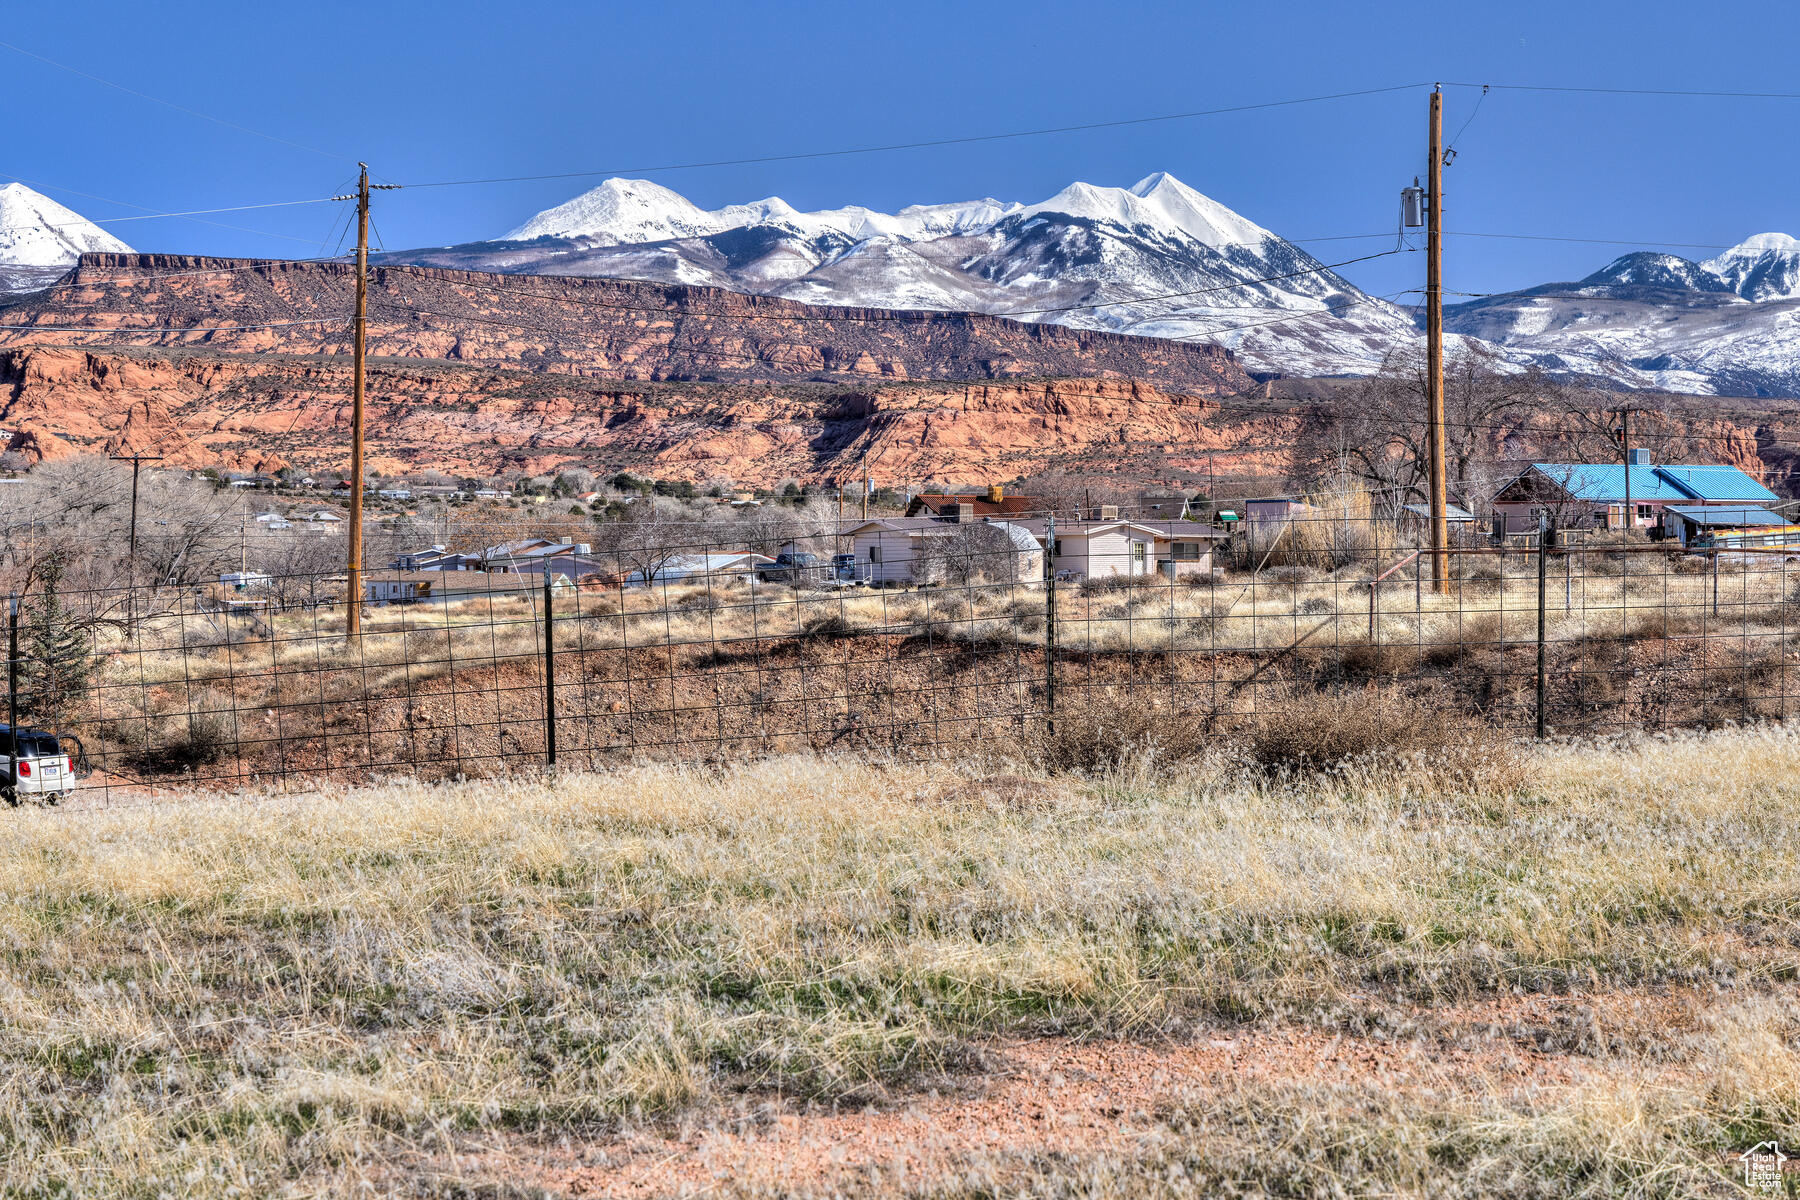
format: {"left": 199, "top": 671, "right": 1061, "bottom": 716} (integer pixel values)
{"left": 6, "top": 0, "right": 1800, "bottom": 300}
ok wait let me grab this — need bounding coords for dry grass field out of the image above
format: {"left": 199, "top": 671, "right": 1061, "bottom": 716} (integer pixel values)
{"left": 2, "top": 723, "right": 1797, "bottom": 1196}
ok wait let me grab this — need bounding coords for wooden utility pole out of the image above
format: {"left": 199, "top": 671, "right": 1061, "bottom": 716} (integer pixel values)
{"left": 346, "top": 164, "right": 370, "bottom": 636}
{"left": 1425, "top": 86, "right": 1449, "bottom": 593}
{"left": 1618, "top": 407, "right": 1632, "bottom": 534}
{"left": 109, "top": 453, "right": 163, "bottom": 560}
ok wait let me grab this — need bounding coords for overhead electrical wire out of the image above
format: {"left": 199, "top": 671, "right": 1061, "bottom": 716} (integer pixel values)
{"left": 1445, "top": 80, "right": 1800, "bottom": 101}
{"left": 0, "top": 38, "right": 352, "bottom": 161}
{"left": 395, "top": 83, "right": 1428, "bottom": 190}
{"left": 1, "top": 171, "right": 351, "bottom": 246}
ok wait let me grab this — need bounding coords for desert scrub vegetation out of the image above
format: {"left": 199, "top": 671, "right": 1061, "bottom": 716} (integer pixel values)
{"left": 2, "top": 725, "right": 1798, "bottom": 1194}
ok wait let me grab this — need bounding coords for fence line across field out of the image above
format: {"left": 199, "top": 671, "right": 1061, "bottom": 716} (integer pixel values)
{"left": 3, "top": 511, "right": 1796, "bottom": 813}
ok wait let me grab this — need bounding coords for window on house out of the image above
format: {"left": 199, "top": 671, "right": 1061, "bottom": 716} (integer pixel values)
{"left": 1637, "top": 504, "right": 1653, "bottom": 520}
{"left": 1170, "top": 542, "right": 1201, "bottom": 561}
{"left": 868, "top": 545, "right": 882, "bottom": 564}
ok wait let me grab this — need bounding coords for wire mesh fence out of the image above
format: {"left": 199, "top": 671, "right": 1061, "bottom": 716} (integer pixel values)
{"left": 4, "top": 510, "right": 1798, "bottom": 810}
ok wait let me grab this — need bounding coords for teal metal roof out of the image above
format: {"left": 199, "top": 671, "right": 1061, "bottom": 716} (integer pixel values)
{"left": 1664, "top": 504, "right": 1787, "bottom": 527}
{"left": 1529, "top": 463, "right": 1688, "bottom": 502}
{"left": 1527, "top": 462, "right": 1778, "bottom": 504}
{"left": 1651, "top": 465, "right": 1778, "bottom": 503}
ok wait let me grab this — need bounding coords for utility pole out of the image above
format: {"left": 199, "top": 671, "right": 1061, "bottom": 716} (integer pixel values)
{"left": 1425, "top": 85, "right": 1449, "bottom": 594}
{"left": 346, "top": 164, "right": 371, "bottom": 636}
{"left": 6, "top": 593, "right": 18, "bottom": 807}
{"left": 1609, "top": 405, "right": 1652, "bottom": 536}
{"left": 109, "top": 454, "right": 163, "bottom": 559}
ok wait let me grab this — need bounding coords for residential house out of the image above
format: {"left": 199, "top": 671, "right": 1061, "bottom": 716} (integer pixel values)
{"left": 623, "top": 552, "right": 776, "bottom": 587}
{"left": 1400, "top": 501, "right": 1479, "bottom": 538}
{"left": 904, "top": 485, "right": 1042, "bottom": 520}
{"left": 252, "top": 511, "right": 292, "bottom": 531}
{"left": 364, "top": 570, "right": 573, "bottom": 605}
{"left": 1490, "top": 452, "right": 1778, "bottom": 534}
{"left": 1137, "top": 490, "right": 1195, "bottom": 520}
{"left": 219, "top": 570, "right": 271, "bottom": 590}
{"left": 1243, "top": 496, "right": 1317, "bottom": 525}
{"left": 841, "top": 518, "right": 1044, "bottom": 585}
{"left": 1020, "top": 518, "right": 1221, "bottom": 580}
{"left": 480, "top": 538, "right": 614, "bottom": 583}
{"left": 391, "top": 545, "right": 477, "bottom": 571}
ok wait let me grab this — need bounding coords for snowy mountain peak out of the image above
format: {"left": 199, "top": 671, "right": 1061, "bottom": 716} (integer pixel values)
{"left": 0, "top": 182, "right": 132, "bottom": 268}
{"left": 1017, "top": 173, "right": 1272, "bottom": 251}
{"left": 1702, "top": 231, "right": 1800, "bottom": 301}
{"left": 501, "top": 174, "right": 1277, "bottom": 254}
{"left": 1714, "top": 231, "right": 1800, "bottom": 258}
{"left": 502, "top": 178, "right": 716, "bottom": 245}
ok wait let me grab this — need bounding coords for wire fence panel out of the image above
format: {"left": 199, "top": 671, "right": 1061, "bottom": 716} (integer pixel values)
{"left": 4, "top": 512, "right": 1797, "bottom": 812}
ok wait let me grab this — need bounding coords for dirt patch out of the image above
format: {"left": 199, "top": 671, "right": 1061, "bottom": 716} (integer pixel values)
{"left": 441, "top": 989, "right": 1717, "bottom": 1198}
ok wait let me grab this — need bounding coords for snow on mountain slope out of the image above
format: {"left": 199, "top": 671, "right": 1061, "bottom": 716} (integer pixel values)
{"left": 1443, "top": 236, "right": 1800, "bottom": 396}
{"left": 396, "top": 177, "right": 1800, "bottom": 396}
{"left": 447, "top": 173, "right": 1413, "bottom": 376}
{"left": 1702, "top": 233, "right": 1800, "bottom": 301}
{"left": 506, "top": 177, "right": 1021, "bottom": 247}
{"left": 0, "top": 182, "right": 132, "bottom": 295}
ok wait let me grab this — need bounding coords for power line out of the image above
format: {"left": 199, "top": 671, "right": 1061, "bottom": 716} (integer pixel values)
{"left": 397, "top": 83, "right": 1428, "bottom": 189}
{"left": 1446, "top": 80, "right": 1800, "bottom": 101}
{"left": 0, "top": 39, "right": 351, "bottom": 161}
{"left": 1, "top": 172, "right": 348, "bottom": 246}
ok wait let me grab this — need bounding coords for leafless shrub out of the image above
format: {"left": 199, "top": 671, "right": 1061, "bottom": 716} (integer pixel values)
{"left": 1028, "top": 698, "right": 1214, "bottom": 776}
{"left": 1243, "top": 687, "right": 1527, "bottom": 792}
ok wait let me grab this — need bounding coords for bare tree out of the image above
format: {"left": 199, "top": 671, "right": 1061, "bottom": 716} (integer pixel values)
{"left": 912, "top": 523, "right": 1034, "bottom": 586}
{"left": 1296, "top": 343, "right": 1555, "bottom": 518}
{"left": 589, "top": 496, "right": 702, "bottom": 581}
{"left": 251, "top": 530, "right": 348, "bottom": 608}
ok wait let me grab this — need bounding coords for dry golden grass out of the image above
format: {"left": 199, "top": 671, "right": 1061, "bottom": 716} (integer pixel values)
{"left": 1, "top": 725, "right": 1797, "bottom": 1194}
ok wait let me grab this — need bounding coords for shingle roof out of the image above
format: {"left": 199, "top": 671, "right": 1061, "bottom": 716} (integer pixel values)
{"left": 905, "top": 493, "right": 1043, "bottom": 518}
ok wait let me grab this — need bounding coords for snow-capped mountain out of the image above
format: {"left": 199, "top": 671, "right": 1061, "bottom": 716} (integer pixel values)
{"left": 1701, "top": 233, "right": 1800, "bottom": 301}
{"left": 389, "top": 173, "right": 1418, "bottom": 377}
{"left": 0, "top": 183, "right": 132, "bottom": 296}
{"left": 1442, "top": 233, "right": 1800, "bottom": 396}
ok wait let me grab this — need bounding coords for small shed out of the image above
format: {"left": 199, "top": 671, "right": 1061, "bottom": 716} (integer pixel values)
{"left": 1661, "top": 504, "right": 1789, "bottom": 546}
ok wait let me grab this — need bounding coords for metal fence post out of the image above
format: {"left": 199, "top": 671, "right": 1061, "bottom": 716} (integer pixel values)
{"left": 1536, "top": 513, "right": 1550, "bottom": 739}
{"left": 543, "top": 571, "right": 557, "bottom": 768}
{"left": 6, "top": 593, "right": 18, "bottom": 806}
{"left": 1044, "top": 513, "right": 1057, "bottom": 736}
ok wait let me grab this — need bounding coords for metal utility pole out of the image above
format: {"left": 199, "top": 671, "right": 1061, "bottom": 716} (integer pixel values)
{"left": 1425, "top": 86, "right": 1450, "bottom": 594}
{"left": 346, "top": 163, "right": 371, "bottom": 636}
{"left": 109, "top": 454, "right": 163, "bottom": 559}
{"left": 1536, "top": 512, "right": 1551, "bottom": 739}
{"left": 1043, "top": 513, "right": 1057, "bottom": 736}
{"left": 6, "top": 593, "right": 17, "bottom": 806}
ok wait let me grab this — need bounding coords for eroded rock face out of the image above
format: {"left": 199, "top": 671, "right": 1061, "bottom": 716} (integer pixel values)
{"left": 0, "top": 255, "right": 1252, "bottom": 391}
{"left": 0, "top": 345, "right": 1288, "bottom": 484}
{"left": 0, "top": 256, "right": 1276, "bottom": 484}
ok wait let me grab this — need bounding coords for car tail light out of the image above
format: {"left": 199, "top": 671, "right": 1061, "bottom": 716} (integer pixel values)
{"left": 64, "top": 756, "right": 72, "bottom": 775}
{"left": 16, "top": 761, "right": 30, "bottom": 777}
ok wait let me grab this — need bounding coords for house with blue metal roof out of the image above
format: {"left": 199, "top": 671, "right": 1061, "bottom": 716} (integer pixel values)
{"left": 1491, "top": 449, "right": 1778, "bottom": 534}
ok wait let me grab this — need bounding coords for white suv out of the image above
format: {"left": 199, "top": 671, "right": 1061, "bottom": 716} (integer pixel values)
{"left": 3, "top": 727, "right": 75, "bottom": 805}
